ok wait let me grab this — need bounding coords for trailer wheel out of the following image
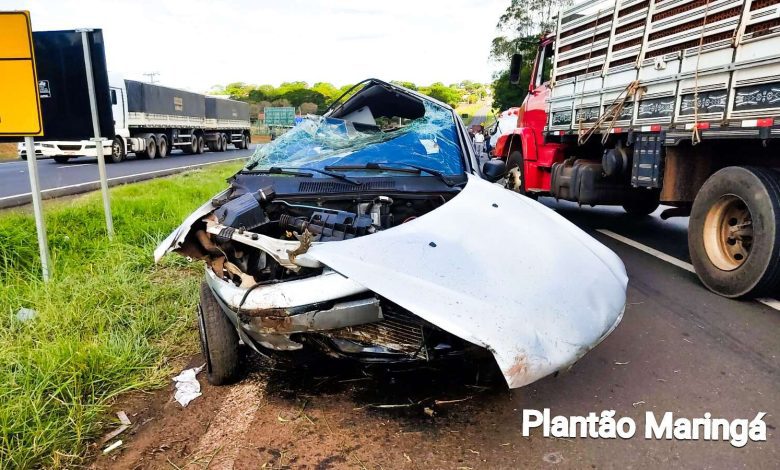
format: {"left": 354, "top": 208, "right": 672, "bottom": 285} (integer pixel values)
{"left": 54, "top": 156, "right": 70, "bottom": 164}
{"left": 107, "top": 137, "right": 125, "bottom": 163}
{"left": 198, "top": 281, "right": 239, "bottom": 385}
{"left": 157, "top": 135, "right": 169, "bottom": 158}
{"left": 196, "top": 135, "right": 205, "bottom": 154}
{"left": 689, "top": 166, "right": 780, "bottom": 298}
{"left": 183, "top": 136, "right": 197, "bottom": 154}
{"left": 220, "top": 134, "right": 228, "bottom": 152}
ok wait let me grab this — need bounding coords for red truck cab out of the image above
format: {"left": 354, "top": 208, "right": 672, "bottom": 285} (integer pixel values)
{"left": 494, "top": 35, "right": 566, "bottom": 195}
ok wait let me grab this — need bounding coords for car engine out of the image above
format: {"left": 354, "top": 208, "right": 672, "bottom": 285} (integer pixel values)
{"left": 188, "top": 185, "right": 448, "bottom": 286}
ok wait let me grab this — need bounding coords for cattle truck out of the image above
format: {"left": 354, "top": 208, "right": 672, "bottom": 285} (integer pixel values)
{"left": 493, "top": 0, "right": 780, "bottom": 298}
{"left": 38, "top": 78, "right": 251, "bottom": 164}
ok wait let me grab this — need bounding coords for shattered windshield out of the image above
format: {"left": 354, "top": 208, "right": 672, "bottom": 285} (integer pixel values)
{"left": 245, "top": 101, "right": 464, "bottom": 176}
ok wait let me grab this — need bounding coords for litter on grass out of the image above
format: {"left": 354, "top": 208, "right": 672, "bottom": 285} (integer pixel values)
{"left": 173, "top": 364, "right": 205, "bottom": 407}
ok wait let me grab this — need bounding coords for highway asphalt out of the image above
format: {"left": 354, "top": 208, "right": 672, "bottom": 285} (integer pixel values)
{"left": 0, "top": 147, "right": 256, "bottom": 209}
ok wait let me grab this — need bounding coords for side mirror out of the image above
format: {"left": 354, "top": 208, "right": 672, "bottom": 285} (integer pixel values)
{"left": 509, "top": 53, "right": 523, "bottom": 85}
{"left": 482, "top": 159, "right": 507, "bottom": 182}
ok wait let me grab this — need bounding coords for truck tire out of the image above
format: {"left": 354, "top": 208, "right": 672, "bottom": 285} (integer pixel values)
{"left": 184, "top": 136, "right": 198, "bottom": 154}
{"left": 146, "top": 137, "right": 158, "bottom": 159}
{"left": 198, "top": 281, "right": 239, "bottom": 385}
{"left": 196, "top": 135, "right": 205, "bottom": 154}
{"left": 237, "top": 134, "right": 248, "bottom": 149}
{"left": 688, "top": 166, "right": 780, "bottom": 298}
{"left": 623, "top": 191, "right": 660, "bottom": 216}
{"left": 505, "top": 150, "right": 528, "bottom": 195}
{"left": 220, "top": 134, "right": 227, "bottom": 152}
{"left": 108, "top": 137, "right": 125, "bottom": 163}
{"left": 157, "top": 135, "right": 169, "bottom": 158}
{"left": 53, "top": 156, "right": 70, "bottom": 164}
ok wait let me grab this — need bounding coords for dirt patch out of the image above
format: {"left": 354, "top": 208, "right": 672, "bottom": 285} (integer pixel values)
{"left": 91, "top": 353, "right": 509, "bottom": 469}
{"left": 251, "top": 135, "right": 271, "bottom": 144}
{"left": 0, "top": 143, "right": 19, "bottom": 160}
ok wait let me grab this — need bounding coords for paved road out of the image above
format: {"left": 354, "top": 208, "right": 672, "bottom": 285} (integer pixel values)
{"left": 95, "top": 196, "right": 779, "bottom": 469}
{"left": 469, "top": 103, "right": 491, "bottom": 127}
{"left": 0, "top": 147, "right": 255, "bottom": 209}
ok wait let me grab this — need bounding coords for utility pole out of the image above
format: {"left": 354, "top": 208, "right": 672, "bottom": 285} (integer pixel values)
{"left": 143, "top": 71, "right": 159, "bottom": 84}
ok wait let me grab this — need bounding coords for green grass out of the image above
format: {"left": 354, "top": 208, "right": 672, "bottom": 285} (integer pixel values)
{"left": 455, "top": 101, "right": 486, "bottom": 126}
{"left": 0, "top": 162, "right": 243, "bottom": 468}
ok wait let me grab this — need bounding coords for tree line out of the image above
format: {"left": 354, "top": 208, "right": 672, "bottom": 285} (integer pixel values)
{"left": 209, "top": 80, "right": 489, "bottom": 117}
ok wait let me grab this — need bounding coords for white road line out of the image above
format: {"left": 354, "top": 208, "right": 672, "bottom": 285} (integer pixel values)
{"left": 596, "top": 229, "right": 695, "bottom": 273}
{"left": 57, "top": 163, "right": 92, "bottom": 169}
{"left": 596, "top": 228, "right": 780, "bottom": 312}
{"left": 0, "top": 156, "right": 246, "bottom": 202}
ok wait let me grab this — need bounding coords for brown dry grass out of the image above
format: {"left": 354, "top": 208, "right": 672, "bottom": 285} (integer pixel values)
{"left": 0, "top": 143, "right": 19, "bottom": 161}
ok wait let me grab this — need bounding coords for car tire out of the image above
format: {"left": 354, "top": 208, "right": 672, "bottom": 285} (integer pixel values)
{"left": 53, "top": 156, "right": 70, "bottom": 164}
{"left": 622, "top": 191, "right": 660, "bottom": 216}
{"left": 688, "top": 166, "right": 780, "bottom": 298}
{"left": 198, "top": 281, "right": 240, "bottom": 385}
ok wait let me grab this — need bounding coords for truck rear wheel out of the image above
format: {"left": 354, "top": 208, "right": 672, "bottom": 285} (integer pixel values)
{"left": 157, "top": 135, "right": 169, "bottom": 158}
{"left": 198, "top": 281, "right": 239, "bottom": 385}
{"left": 196, "top": 135, "right": 205, "bottom": 154}
{"left": 689, "top": 166, "right": 780, "bottom": 298}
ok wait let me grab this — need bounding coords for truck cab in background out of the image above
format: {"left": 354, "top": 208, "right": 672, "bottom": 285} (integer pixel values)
{"left": 491, "top": 0, "right": 780, "bottom": 300}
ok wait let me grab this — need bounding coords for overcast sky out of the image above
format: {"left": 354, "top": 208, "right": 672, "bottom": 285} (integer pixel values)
{"left": 3, "top": 0, "right": 509, "bottom": 92}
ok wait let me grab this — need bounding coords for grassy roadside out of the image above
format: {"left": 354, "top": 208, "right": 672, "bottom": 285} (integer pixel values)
{"left": 0, "top": 161, "right": 243, "bottom": 468}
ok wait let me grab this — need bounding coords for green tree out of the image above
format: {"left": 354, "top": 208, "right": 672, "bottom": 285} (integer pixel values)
{"left": 491, "top": 69, "right": 528, "bottom": 111}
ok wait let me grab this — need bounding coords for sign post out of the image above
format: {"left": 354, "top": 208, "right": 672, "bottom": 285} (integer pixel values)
{"left": 78, "top": 28, "right": 114, "bottom": 239}
{"left": 0, "top": 11, "right": 50, "bottom": 281}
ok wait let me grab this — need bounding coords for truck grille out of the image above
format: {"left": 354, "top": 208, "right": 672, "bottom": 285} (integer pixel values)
{"left": 58, "top": 144, "right": 82, "bottom": 151}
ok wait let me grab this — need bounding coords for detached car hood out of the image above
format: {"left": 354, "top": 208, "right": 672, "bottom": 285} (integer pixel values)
{"left": 157, "top": 175, "right": 627, "bottom": 388}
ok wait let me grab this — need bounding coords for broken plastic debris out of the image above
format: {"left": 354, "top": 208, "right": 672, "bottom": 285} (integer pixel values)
{"left": 100, "top": 411, "right": 132, "bottom": 443}
{"left": 172, "top": 364, "right": 205, "bottom": 407}
{"left": 103, "top": 440, "right": 122, "bottom": 454}
{"left": 16, "top": 307, "right": 36, "bottom": 322}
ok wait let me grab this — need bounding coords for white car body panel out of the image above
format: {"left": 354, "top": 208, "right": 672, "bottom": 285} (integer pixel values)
{"left": 306, "top": 175, "right": 627, "bottom": 388}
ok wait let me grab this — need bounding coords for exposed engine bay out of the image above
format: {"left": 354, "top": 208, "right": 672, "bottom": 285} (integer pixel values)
{"left": 177, "top": 184, "right": 472, "bottom": 363}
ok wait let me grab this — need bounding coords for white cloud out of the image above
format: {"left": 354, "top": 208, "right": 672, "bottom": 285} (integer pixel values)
{"left": 2, "top": 0, "right": 508, "bottom": 91}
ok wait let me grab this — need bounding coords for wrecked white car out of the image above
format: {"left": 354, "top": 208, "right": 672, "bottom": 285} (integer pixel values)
{"left": 156, "top": 79, "right": 627, "bottom": 389}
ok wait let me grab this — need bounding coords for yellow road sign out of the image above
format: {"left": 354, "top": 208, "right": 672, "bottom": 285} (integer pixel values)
{"left": 0, "top": 11, "right": 43, "bottom": 136}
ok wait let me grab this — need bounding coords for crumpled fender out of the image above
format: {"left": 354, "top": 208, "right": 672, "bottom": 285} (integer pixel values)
{"left": 307, "top": 175, "right": 627, "bottom": 388}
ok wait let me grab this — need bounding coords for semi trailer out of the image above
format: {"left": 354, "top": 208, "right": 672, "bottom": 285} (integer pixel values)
{"left": 494, "top": 0, "right": 780, "bottom": 298}
{"left": 25, "top": 78, "right": 251, "bottom": 164}
{"left": 16, "top": 29, "right": 250, "bottom": 163}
